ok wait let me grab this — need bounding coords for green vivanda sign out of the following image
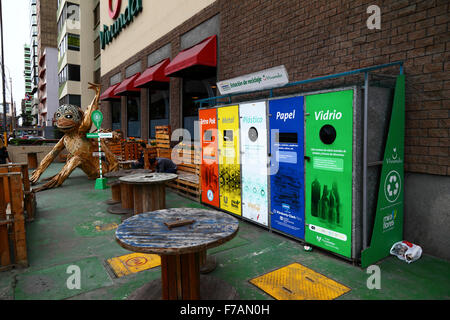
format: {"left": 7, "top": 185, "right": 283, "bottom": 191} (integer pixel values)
{"left": 100, "top": 0, "right": 143, "bottom": 50}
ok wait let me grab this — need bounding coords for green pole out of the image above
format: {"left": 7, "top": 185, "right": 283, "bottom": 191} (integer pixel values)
{"left": 98, "top": 136, "right": 102, "bottom": 179}
{"left": 92, "top": 110, "right": 108, "bottom": 190}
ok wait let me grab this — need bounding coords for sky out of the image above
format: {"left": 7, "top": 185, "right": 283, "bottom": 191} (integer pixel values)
{"left": 0, "top": 0, "right": 30, "bottom": 116}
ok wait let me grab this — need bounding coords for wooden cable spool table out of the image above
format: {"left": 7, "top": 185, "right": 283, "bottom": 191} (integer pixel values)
{"left": 118, "top": 172, "right": 177, "bottom": 215}
{"left": 116, "top": 208, "right": 240, "bottom": 300}
{"left": 118, "top": 160, "right": 138, "bottom": 170}
{"left": 104, "top": 169, "right": 152, "bottom": 214}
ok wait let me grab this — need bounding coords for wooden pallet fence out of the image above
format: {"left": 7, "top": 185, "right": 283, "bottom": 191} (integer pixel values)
{"left": 155, "top": 125, "right": 171, "bottom": 135}
{"left": 0, "top": 172, "right": 28, "bottom": 270}
{"left": 166, "top": 141, "right": 201, "bottom": 201}
{"left": 157, "top": 148, "right": 172, "bottom": 159}
{"left": 0, "top": 163, "right": 36, "bottom": 222}
{"left": 166, "top": 172, "right": 200, "bottom": 201}
{"left": 155, "top": 126, "right": 171, "bottom": 149}
{"left": 172, "top": 142, "right": 201, "bottom": 165}
{"left": 107, "top": 141, "right": 124, "bottom": 160}
{"left": 123, "top": 141, "right": 140, "bottom": 161}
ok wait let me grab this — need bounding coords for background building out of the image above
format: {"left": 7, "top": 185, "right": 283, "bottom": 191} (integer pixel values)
{"left": 29, "top": 0, "right": 39, "bottom": 126}
{"left": 22, "top": 44, "right": 34, "bottom": 126}
{"left": 57, "top": 0, "right": 100, "bottom": 112}
{"left": 32, "top": 0, "right": 58, "bottom": 137}
{"left": 38, "top": 47, "right": 58, "bottom": 137}
{"left": 99, "top": 0, "right": 450, "bottom": 261}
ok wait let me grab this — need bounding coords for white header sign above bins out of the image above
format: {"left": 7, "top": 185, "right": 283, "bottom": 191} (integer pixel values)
{"left": 217, "top": 65, "right": 289, "bottom": 95}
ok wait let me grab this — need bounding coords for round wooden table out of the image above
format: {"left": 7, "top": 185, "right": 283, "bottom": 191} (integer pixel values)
{"left": 105, "top": 169, "right": 152, "bottom": 213}
{"left": 116, "top": 208, "right": 240, "bottom": 300}
{"left": 119, "top": 173, "right": 177, "bottom": 215}
{"left": 118, "top": 160, "right": 138, "bottom": 169}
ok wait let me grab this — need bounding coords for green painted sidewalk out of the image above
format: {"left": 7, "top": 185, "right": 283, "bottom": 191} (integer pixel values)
{"left": 0, "top": 163, "right": 449, "bottom": 300}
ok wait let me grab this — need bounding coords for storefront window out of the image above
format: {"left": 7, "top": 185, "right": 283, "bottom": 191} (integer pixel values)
{"left": 182, "top": 77, "right": 216, "bottom": 141}
{"left": 149, "top": 89, "right": 169, "bottom": 139}
{"left": 127, "top": 96, "right": 141, "bottom": 137}
{"left": 111, "top": 101, "right": 121, "bottom": 131}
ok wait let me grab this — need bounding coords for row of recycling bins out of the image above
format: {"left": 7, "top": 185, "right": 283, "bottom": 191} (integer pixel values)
{"left": 199, "top": 87, "right": 357, "bottom": 259}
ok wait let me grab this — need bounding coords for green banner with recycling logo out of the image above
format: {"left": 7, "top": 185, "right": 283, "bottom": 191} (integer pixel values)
{"left": 361, "top": 74, "right": 405, "bottom": 267}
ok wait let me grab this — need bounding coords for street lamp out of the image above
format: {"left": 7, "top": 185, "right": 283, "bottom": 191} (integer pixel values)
{"left": 0, "top": 62, "right": 17, "bottom": 135}
{"left": 0, "top": 1, "right": 6, "bottom": 137}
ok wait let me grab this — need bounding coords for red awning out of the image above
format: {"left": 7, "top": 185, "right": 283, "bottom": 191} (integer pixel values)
{"left": 134, "top": 59, "right": 171, "bottom": 88}
{"left": 113, "top": 73, "right": 141, "bottom": 96}
{"left": 100, "top": 83, "right": 121, "bottom": 101}
{"left": 164, "top": 35, "right": 217, "bottom": 79}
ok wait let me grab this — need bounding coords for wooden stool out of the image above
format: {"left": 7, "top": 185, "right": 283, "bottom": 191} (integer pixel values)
{"left": 105, "top": 180, "right": 121, "bottom": 205}
{"left": 27, "top": 153, "right": 38, "bottom": 169}
{"left": 107, "top": 183, "right": 134, "bottom": 215}
{"left": 119, "top": 173, "right": 178, "bottom": 215}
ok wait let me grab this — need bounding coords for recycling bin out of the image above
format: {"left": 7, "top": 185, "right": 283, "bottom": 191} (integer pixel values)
{"left": 303, "top": 84, "right": 401, "bottom": 261}
{"left": 197, "top": 73, "right": 404, "bottom": 266}
{"left": 304, "top": 89, "right": 354, "bottom": 258}
{"left": 217, "top": 105, "right": 242, "bottom": 216}
{"left": 268, "top": 96, "right": 305, "bottom": 240}
{"left": 239, "top": 101, "right": 269, "bottom": 227}
{"left": 199, "top": 108, "right": 220, "bottom": 208}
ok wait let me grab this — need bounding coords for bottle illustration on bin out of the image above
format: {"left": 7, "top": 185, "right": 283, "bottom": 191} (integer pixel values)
{"left": 311, "top": 178, "right": 342, "bottom": 227}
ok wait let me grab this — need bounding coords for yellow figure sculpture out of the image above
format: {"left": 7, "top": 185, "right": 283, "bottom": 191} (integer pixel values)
{"left": 30, "top": 83, "right": 119, "bottom": 192}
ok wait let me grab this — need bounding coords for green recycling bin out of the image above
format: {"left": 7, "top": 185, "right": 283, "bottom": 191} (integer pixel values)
{"left": 304, "top": 77, "right": 405, "bottom": 265}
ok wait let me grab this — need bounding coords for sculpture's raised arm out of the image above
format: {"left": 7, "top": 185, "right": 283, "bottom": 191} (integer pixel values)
{"left": 79, "top": 83, "right": 101, "bottom": 134}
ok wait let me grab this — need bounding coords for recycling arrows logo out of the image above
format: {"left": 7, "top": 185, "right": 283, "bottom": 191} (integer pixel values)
{"left": 207, "top": 190, "right": 214, "bottom": 202}
{"left": 392, "top": 147, "right": 398, "bottom": 160}
{"left": 384, "top": 170, "right": 401, "bottom": 203}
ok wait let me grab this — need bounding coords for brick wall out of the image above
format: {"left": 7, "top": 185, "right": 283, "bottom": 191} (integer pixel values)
{"left": 218, "top": 0, "right": 449, "bottom": 176}
{"left": 100, "top": 0, "right": 449, "bottom": 175}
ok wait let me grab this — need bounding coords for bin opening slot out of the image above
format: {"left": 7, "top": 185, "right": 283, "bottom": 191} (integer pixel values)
{"left": 276, "top": 132, "right": 298, "bottom": 144}
{"left": 223, "top": 130, "right": 233, "bottom": 141}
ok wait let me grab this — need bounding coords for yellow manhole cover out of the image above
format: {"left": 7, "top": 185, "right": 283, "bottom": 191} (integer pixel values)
{"left": 249, "top": 262, "right": 350, "bottom": 300}
{"left": 106, "top": 253, "right": 161, "bottom": 278}
{"left": 95, "top": 223, "right": 118, "bottom": 231}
